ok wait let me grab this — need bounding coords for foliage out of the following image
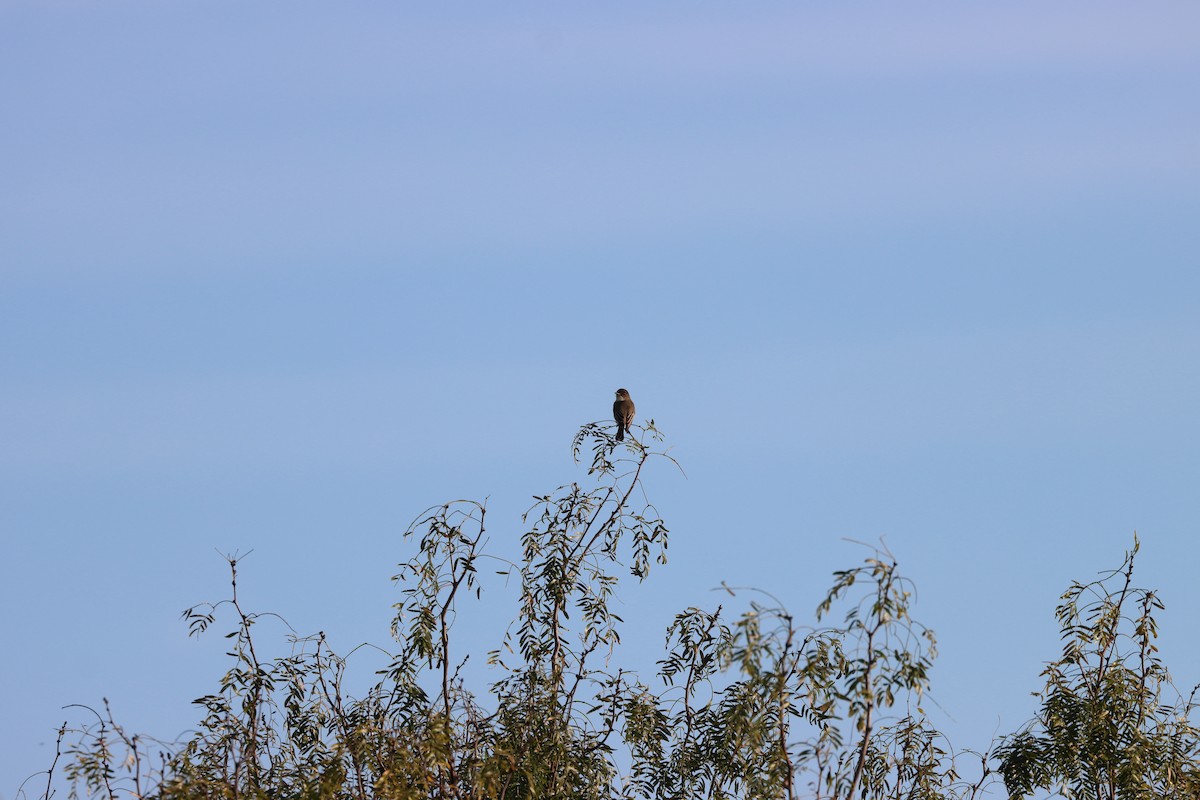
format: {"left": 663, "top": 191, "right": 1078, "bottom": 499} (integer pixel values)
{"left": 995, "top": 538, "right": 1200, "bottom": 799}
{"left": 26, "top": 425, "right": 1196, "bottom": 800}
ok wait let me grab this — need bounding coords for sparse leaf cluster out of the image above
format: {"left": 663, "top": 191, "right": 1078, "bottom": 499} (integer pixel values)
{"left": 995, "top": 539, "right": 1200, "bottom": 799}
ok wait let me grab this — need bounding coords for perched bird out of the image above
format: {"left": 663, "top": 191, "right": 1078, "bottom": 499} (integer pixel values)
{"left": 613, "top": 388, "right": 636, "bottom": 442}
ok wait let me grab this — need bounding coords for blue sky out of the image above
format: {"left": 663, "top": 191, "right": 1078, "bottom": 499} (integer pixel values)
{"left": 2, "top": 1, "right": 1199, "bottom": 794}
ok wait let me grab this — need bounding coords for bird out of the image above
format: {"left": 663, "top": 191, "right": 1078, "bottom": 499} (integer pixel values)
{"left": 613, "top": 388, "right": 635, "bottom": 442}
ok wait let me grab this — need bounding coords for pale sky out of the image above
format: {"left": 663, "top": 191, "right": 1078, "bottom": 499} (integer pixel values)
{"left": 2, "top": 2, "right": 1198, "bottom": 795}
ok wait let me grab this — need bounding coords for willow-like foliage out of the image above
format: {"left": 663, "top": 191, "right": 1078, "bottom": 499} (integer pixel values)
{"left": 33, "top": 428, "right": 1194, "bottom": 800}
